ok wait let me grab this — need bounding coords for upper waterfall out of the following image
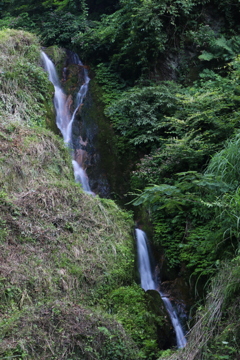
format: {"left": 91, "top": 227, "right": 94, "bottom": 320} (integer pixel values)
{"left": 41, "top": 51, "right": 71, "bottom": 143}
{"left": 41, "top": 51, "right": 92, "bottom": 194}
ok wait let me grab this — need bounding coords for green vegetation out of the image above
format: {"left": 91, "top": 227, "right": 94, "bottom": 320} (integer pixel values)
{"left": 1, "top": 0, "right": 240, "bottom": 357}
{"left": 68, "top": 1, "right": 240, "bottom": 358}
{"left": 0, "top": 29, "right": 167, "bottom": 359}
{"left": 69, "top": 0, "right": 240, "bottom": 285}
{"left": 0, "top": 29, "right": 54, "bottom": 128}
{"left": 0, "top": 0, "right": 89, "bottom": 46}
{"left": 100, "top": 285, "right": 171, "bottom": 358}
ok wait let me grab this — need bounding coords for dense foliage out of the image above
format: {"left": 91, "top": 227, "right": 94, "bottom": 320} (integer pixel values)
{"left": 1, "top": 0, "right": 240, "bottom": 358}
{"left": 65, "top": 0, "right": 240, "bottom": 287}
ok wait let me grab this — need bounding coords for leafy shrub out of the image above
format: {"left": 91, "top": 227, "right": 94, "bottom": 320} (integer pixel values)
{"left": 40, "top": 11, "right": 85, "bottom": 46}
{"left": 105, "top": 284, "right": 165, "bottom": 359}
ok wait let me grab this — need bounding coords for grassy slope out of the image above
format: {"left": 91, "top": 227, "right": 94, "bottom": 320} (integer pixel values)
{"left": 0, "top": 29, "right": 140, "bottom": 359}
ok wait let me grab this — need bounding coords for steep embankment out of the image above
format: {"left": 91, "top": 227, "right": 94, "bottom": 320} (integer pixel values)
{"left": 0, "top": 30, "right": 171, "bottom": 360}
{"left": 0, "top": 29, "right": 132, "bottom": 359}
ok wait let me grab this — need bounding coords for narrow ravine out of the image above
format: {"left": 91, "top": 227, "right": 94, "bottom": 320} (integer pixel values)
{"left": 136, "top": 228, "right": 187, "bottom": 349}
{"left": 42, "top": 48, "right": 187, "bottom": 351}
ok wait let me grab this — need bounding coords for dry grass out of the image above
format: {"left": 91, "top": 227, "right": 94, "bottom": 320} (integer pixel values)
{"left": 0, "top": 29, "right": 134, "bottom": 307}
{"left": 0, "top": 181, "right": 134, "bottom": 297}
{"left": 1, "top": 168, "right": 134, "bottom": 306}
{"left": 0, "top": 123, "right": 72, "bottom": 192}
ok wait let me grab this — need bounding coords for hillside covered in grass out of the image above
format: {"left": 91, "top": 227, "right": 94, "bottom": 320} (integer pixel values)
{"left": 0, "top": 29, "right": 172, "bottom": 360}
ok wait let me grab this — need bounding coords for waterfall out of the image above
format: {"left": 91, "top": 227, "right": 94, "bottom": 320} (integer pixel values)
{"left": 64, "top": 57, "right": 90, "bottom": 145}
{"left": 72, "top": 159, "right": 92, "bottom": 194}
{"left": 41, "top": 51, "right": 71, "bottom": 143}
{"left": 136, "top": 228, "right": 156, "bottom": 291}
{"left": 41, "top": 51, "right": 92, "bottom": 194}
{"left": 161, "top": 295, "right": 187, "bottom": 349}
{"left": 135, "top": 228, "right": 187, "bottom": 349}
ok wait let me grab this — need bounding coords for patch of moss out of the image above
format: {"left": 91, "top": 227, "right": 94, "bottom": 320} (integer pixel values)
{"left": 99, "top": 285, "right": 173, "bottom": 358}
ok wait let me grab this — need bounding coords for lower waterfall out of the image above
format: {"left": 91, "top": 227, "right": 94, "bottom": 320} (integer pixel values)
{"left": 135, "top": 228, "right": 187, "bottom": 349}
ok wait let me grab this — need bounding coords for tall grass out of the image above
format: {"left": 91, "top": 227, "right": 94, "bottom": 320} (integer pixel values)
{"left": 206, "top": 134, "right": 240, "bottom": 188}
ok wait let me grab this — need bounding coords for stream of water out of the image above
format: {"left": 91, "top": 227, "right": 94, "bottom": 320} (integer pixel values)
{"left": 41, "top": 51, "right": 92, "bottom": 194}
{"left": 135, "top": 228, "right": 187, "bottom": 349}
{"left": 42, "top": 49, "right": 187, "bottom": 350}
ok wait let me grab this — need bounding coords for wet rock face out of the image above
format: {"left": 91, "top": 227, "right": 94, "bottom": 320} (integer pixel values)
{"left": 71, "top": 88, "right": 111, "bottom": 197}
{"left": 153, "top": 252, "right": 192, "bottom": 335}
{"left": 43, "top": 46, "right": 134, "bottom": 199}
{"left": 63, "top": 55, "right": 127, "bottom": 198}
{"left": 145, "top": 290, "right": 177, "bottom": 349}
{"left": 46, "top": 48, "right": 114, "bottom": 197}
{"left": 160, "top": 277, "right": 192, "bottom": 333}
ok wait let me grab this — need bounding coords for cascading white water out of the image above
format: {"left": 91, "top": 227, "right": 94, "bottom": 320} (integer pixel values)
{"left": 136, "top": 228, "right": 156, "bottom": 291}
{"left": 72, "top": 160, "right": 92, "bottom": 194}
{"left": 65, "top": 59, "right": 90, "bottom": 144}
{"left": 161, "top": 295, "right": 187, "bottom": 349}
{"left": 41, "top": 51, "right": 71, "bottom": 142}
{"left": 41, "top": 51, "right": 92, "bottom": 193}
{"left": 135, "top": 228, "right": 187, "bottom": 349}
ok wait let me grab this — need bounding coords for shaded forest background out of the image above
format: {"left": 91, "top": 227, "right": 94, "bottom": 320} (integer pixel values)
{"left": 1, "top": 0, "right": 240, "bottom": 359}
